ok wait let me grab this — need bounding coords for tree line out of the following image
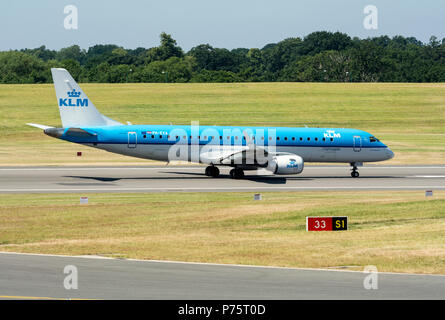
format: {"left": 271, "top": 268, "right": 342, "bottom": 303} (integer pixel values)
{"left": 1, "top": 31, "right": 444, "bottom": 83}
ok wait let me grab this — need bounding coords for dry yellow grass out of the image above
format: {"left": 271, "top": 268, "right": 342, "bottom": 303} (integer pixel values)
{"left": 1, "top": 191, "right": 444, "bottom": 274}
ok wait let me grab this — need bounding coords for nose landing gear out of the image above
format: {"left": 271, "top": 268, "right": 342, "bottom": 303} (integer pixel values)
{"left": 350, "top": 162, "right": 360, "bottom": 178}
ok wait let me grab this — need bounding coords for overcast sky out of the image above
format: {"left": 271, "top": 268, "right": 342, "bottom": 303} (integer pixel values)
{"left": 1, "top": 0, "right": 444, "bottom": 51}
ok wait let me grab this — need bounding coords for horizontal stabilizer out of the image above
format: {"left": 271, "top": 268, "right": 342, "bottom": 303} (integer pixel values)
{"left": 26, "top": 123, "right": 54, "bottom": 130}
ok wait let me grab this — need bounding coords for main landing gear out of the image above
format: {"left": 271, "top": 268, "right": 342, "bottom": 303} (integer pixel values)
{"left": 205, "top": 166, "right": 220, "bottom": 178}
{"left": 229, "top": 168, "right": 244, "bottom": 179}
{"left": 350, "top": 162, "right": 360, "bottom": 178}
{"left": 205, "top": 166, "right": 245, "bottom": 179}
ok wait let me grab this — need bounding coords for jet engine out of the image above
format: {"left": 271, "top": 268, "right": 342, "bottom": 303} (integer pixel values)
{"left": 267, "top": 154, "right": 304, "bottom": 175}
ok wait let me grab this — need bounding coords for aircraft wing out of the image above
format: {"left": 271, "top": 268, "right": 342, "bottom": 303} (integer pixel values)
{"left": 199, "top": 145, "right": 250, "bottom": 164}
{"left": 200, "top": 131, "right": 273, "bottom": 165}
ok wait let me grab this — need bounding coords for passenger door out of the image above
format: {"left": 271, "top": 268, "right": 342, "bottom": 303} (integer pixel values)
{"left": 128, "top": 132, "right": 137, "bottom": 148}
{"left": 353, "top": 136, "right": 362, "bottom": 152}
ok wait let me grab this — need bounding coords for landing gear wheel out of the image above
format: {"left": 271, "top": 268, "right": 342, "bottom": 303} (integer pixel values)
{"left": 350, "top": 163, "right": 360, "bottom": 178}
{"left": 205, "top": 166, "right": 220, "bottom": 178}
{"left": 210, "top": 166, "right": 220, "bottom": 178}
{"left": 229, "top": 168, "right": 244, "bottom": 179}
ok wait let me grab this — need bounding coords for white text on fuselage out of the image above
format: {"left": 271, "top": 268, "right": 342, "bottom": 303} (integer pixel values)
{"left": 323, "top": 130, "right": 341, "bottom": 139}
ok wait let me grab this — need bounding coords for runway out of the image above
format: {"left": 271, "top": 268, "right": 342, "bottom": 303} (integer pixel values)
{"left": 0, "top": 165, "right": 444, "bottom": 193}
{"left": 0, "top": 252, "right": 444, "bottom": 300}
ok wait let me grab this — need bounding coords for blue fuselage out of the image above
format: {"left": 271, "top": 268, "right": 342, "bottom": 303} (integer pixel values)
{"left": 54, "top": 125, "right": 394, "bottom": 164}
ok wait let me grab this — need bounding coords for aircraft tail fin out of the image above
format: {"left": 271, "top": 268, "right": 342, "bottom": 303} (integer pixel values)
{"left": 51, "top": 68, "right": 122, "bottom": 128}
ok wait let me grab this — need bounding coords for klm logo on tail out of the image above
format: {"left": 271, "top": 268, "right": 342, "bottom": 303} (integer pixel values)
{"left": 59, "top": 89, "right": 88, "bottom": 107}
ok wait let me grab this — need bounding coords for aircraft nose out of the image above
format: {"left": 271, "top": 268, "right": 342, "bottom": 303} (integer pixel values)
{"left": 386, "top": 148, "right": 394, "bottom": 160}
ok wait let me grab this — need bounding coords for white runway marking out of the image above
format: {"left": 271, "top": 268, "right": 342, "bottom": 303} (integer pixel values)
{"left": 1, "top": 186, "right": 445, "bottom": 192}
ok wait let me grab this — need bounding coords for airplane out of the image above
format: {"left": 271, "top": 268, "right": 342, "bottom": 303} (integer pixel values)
{"left": 27, "top": 68, "right": 394, "bottom": 179}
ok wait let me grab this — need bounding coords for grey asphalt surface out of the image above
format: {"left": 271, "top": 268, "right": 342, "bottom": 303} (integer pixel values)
{"left": 0, "top": 252, "right": 444, "bottom": 300}
{"left": 0, "top": 165, "right": 444, "bottom": 193}
{"left": 1, "top": 166, "right": 444, "bottom": 300}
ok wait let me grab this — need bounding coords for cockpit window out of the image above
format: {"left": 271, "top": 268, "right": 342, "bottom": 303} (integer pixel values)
{"left": 369, "top": 136, "right": 380, "bottom": 142}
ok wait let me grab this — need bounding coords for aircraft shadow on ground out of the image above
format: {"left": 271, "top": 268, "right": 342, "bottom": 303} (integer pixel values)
{"left": 57, "top": 182, "right": 118, "bottom": 186}
{"left": 62, "top": 174, "right": 398, "bottom": 185}
{"left": 163, "top": 171, "right": 297, "bottom": 184}
{"left": 165, "top": 172, "right": 399, "bottom": 180}
{"left": 285, "top": 176, "right": 398, "bottom": 180}
{"left": 63, "top": 174, "right": 295, "bottom": 184}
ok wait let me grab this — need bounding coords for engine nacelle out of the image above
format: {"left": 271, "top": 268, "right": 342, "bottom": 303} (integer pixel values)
{"left": 267, "top": 155, "right": 304, "bottom": 175}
